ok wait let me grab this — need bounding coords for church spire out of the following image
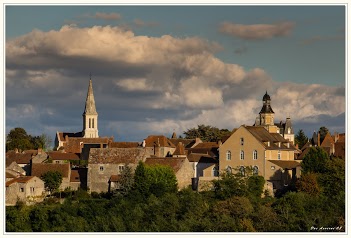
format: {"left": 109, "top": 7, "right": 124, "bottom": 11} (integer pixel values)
{"left": 82, "top": 77, "right": 99, "bottom": 138}
{"left": 83, "top": 79, "right": 97, "bottom": 115}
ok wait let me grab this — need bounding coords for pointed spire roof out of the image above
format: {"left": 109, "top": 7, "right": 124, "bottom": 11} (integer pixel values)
{"left": 83, "top": 79, "right": 97, "bottom": 115}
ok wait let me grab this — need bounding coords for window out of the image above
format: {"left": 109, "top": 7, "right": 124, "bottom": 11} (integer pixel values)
{"left": 226, "top": 166, "right": 232, "bottom": 174}
{"left": 253, "top": 166, "right": 259, "bottom": 175}
{"left": 92, "top": 118, "right": 95, "bottom": 128}
{"left": 278, "top": 150, "right": 281, "bottom": 160}
{"left": 100, "top": 166, "right": 104, "bottom": 171}
{"left": 240, "top": 150, "right": 244, "bottom": 160}
{"left": 240, "top": 137, "right": 244, "bottom": 146}
{"left": 30, "top": 187, "right": 35, "bottom": 193}
{"left": 212, "top": 165, "right": 219, "bottom": 177}
{"left": 239, "top": 166, "right": 245, "bottom": 176}
{"left": 226, "top": 150, "right": 231, "bottom": 160}
{"left": 253, "top": 150, "right": 258, "bottom": 160}
{"left": 118, "top": 165, "right": 125, "bottom": 173}
{"left": 20, "top": 188, "right": 24, "bottom": 192}
{"left": 55, "top": 161, "right": 60, "bottom": 164}
{"left": 89, "top": 118, "right": 91, "bottom": 128}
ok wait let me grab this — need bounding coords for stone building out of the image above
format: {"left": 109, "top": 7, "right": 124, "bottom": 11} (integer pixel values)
{"left": 87, "top": 147, "right": 147, "bottom": 193}
{"left": 6, "top": 176, "right": 45, "bottom": 206}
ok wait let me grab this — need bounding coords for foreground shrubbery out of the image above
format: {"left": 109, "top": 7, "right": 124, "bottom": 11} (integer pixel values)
{"left": 6, "top": 156, "right": 345, "bottom": 232}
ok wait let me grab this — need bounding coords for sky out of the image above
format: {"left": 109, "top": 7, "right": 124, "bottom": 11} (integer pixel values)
{"left": 4, "top": 4, "right": 346, "bottom": 145}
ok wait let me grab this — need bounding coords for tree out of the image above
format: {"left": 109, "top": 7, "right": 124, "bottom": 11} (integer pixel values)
{"left": 6, "top": 127, "right": 34, "bottom": 151}
{"left": 318, "top": 126, "right": 329, "bottom": 143}
{"left": 30, "top": 134, "right": 53, "bottom": 151}
{"left": 41, "top": 171, "right": 63, "bottom": 194}
{"left": 183, "top": 124, "right": 232, "bottom": 142}
{"left": 301, "top": 147, "right": 329, "bottom": 174}
{"left": 295, "top": 129, "right": 308, "bottom": 149}
{"left": 133, "top": 162, "right": 178, "bottom": 198}
{"left": 295, "top": 173, "right": 320, "bottom": 196}
{"left": 114, "top": 164, "right": 134, "bottom": 196}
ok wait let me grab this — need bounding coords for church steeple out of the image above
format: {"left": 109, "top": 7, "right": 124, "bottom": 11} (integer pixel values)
{"left": 82, "top": 77, "right": 99, "bottom": 138}
{"left": 83, "top": 79, "right": 97, "bottom": 115}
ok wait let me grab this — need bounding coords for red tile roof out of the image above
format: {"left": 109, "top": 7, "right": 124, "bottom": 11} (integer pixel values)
{"left": 245, "top": 126, "right": 294, "bottom": 151}
{"left": 48, "top": 151, "right": 80, "bottom": 160}
{"left": 144, "top": 157, "right": 186, "bottom": 173}
{"left": 187, "top": 153, "right": 217, "bottom": 163}
{"left": 321, "top": 132, "right": 335, "bottom": 148}
{"left": 64, "top": 137, "right": 111, "bottom": 153}
{"left": 144, "top": 135, "right": 175, "bottom": 148}
{"left": 194, "top": 142, "right": 219, "bottom": 149}
{"left": 31, "top": 163, "right": 70, "bottom": 178}
{"left": 6, "top": 151, "right": 33, "bottom": 165}
{"left": 6, "top": 176, "right": 36, "bottom": 187}
{"left": 173, "top": 142, "right": 186, "bottom": 156}
{"left": 169, "top": 138, "right": 196, "bottom": 148}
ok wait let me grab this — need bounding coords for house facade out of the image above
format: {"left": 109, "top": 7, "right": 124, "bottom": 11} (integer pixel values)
{"left": 6, "top": 176, "right": 45, "bottom": 206}
{"left": 219, "top": 125, "right": 298, "bottom": 193}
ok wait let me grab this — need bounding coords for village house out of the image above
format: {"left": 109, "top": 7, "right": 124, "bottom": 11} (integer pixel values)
{"left": 143, "top": 135, "right": 176, "bottom": 157}
{"left": 88, "top": 147, "right": 147, "bottom": 193}
{"left": 219, "top": 92, "right": 299, "bottom": 194}
{"left": 144, "top": 156, "right": 194, "bottom": 189}
{"left": 6, "top": 176, "right": 45, "bottom": 206}
{"left": 31, "top": 163, "right": 71, "bottom": 191}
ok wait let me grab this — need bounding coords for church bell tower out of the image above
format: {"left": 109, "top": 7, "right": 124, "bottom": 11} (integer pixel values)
{"left": 82, "top": 77, "right": 99, "bottom": 138}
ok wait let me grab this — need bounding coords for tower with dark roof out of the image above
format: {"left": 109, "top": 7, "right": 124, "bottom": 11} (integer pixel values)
{"left": 259, "top": 91, "right": 275, "bottom": 126}
{"left": 82, "top": 79, "right": 99, "bottom": 138}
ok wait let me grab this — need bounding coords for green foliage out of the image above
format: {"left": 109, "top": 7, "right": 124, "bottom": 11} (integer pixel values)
{"left": 6, "top": 127, "right": 33, "bottom": 152}
{"left": 116, "top": 164, "right": 134, "bottom": 196}
{"left": 301, "top": 147, "right": 329, "bottom": 174}
{"left": 6, "top": 128, "right": 53, "bottom": 152}
{"left": 248, "top": 175, "right": 265, "bottom": 198}
{"left": 41, "top": 171, "right": 63, "bottom": 193}
{"left": 319, "top": 157, "right": 345, "bottom": 199}
{"left": 6, "top": 154, "right": 344, "bottom": 232}
{"left": 134, "top": 161, "right": 178, "bottom": 198}
{"left": 296, "top": 173, "right": 320, "bottom": 196}
{"left": 183, "top": 124, "right": 232, "bottom": 142}
{"left": 295, "top": 129, "right": 308, "bottom": 149}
